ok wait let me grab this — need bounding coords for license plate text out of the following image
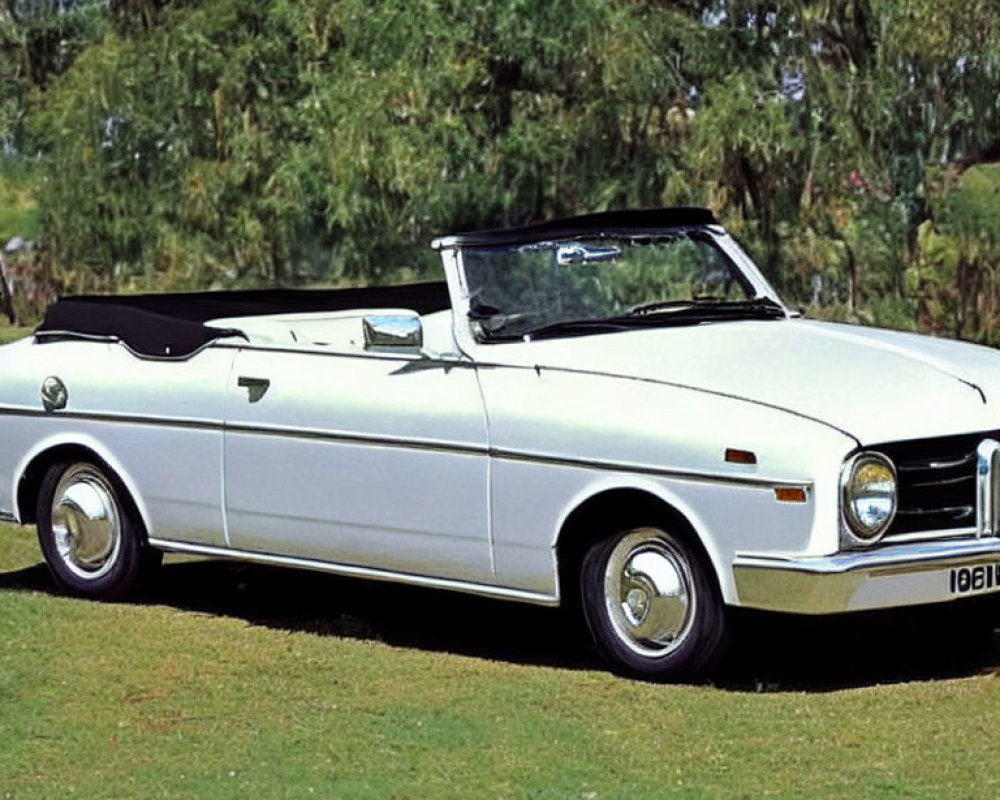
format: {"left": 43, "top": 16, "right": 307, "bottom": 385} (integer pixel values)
{"left": 950, "top": 564, "right": 1000, "bottom": 595}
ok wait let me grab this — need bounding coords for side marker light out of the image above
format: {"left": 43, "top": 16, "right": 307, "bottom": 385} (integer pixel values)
{"left": 725, "top": 448, "right": 758, "bottom": 465}
{"left": 775, "top": 487, "right": 808, "bottom": 503}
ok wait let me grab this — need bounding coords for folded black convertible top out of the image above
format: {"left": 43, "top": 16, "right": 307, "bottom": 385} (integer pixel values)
{"left": 35, "top": 281, "right": 451, "bottom": 359}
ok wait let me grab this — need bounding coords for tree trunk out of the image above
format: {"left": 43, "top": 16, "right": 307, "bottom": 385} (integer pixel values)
{"left": 0, "top": 252, "right": 15, "bottom": 324}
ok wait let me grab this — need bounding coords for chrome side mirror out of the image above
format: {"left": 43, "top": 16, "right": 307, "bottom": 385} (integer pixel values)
{"left": 362, "top": 313, "right": 423, "bottom": 353}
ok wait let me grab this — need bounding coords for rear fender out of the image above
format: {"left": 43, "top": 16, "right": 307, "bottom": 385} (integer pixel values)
{"left": 13, "top": 432, "right": 153, "bottom": 535}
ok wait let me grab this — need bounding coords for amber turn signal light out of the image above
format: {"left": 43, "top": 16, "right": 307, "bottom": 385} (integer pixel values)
{"left": 774, "top": 487, "right": 808, "bottom": 503}
{"left": 725, "top": 448, "right": 757, "bottom": 465}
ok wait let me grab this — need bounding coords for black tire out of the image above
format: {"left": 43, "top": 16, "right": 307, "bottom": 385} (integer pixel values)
{"left": 36, "top": 460, "right": 150, "bottom": 599}
{"left": 580, "top": 525, "right": 728, "bottom": 681}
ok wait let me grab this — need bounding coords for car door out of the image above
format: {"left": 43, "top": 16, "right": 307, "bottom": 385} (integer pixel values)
{"left": 222, "top": 343, "right": 493, "bottom": 583}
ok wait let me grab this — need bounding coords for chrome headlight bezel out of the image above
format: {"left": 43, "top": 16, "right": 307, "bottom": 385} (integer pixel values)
{"left": 840, "top": 451, "right": 898, "bottom": 545}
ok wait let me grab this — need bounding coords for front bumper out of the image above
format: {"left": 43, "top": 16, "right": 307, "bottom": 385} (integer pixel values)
{"left": 733, "top": 538, "right": 1000, "bottom": 614}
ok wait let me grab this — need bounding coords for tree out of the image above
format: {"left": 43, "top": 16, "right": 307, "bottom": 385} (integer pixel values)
{"left": 6, "top": 0, "right": 1000, "bottom": 349}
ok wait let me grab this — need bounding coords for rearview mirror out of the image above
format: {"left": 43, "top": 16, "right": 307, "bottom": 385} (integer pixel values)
{"left": 556, "top": 243, "right": 621, "bottom": 266}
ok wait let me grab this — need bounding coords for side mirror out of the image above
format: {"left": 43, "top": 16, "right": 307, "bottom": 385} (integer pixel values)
{"left": 362, "top": 313, "right": 423, "bottom": 353}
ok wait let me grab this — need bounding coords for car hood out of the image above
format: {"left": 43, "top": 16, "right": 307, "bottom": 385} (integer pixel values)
{"left": 489, "top": 319, "right": 1000, "bottom": 444}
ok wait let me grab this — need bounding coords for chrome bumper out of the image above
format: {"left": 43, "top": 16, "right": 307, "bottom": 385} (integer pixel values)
{"left": 733, "top": 538, "right": 1000, "bottom": 614}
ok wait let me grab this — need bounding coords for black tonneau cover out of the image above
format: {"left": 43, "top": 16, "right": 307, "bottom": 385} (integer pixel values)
{"left": 35, "top": 281, "right": 451, "bottom": 359}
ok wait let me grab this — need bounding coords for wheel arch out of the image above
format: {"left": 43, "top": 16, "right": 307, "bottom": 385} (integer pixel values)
{"left": 14, "top": 435, "right": 152, "bottom": 537}
{"left": 554, "top": 486, "right": 725, "bottom": 610}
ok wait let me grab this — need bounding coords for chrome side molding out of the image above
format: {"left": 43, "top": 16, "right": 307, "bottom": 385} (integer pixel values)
{"left": 147, "top": 538, "right": 560, "bottom": 607}
{"left": 976, "top": 438, "right": 1000, "bottom": 537}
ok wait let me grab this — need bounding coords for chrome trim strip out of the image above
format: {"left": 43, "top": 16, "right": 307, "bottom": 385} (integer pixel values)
{"left": 147, "top": 538, "right": 559, "bottom": 606}
{"left": 0, "top": 405, "right": 485, "bottom": 457}
{"left": 976, "top": 438, "right": 1000, "bottom": 538}
{"left": 225, "top": 422, "right": 488, "bottom": 457}
{"left": 492, "top": 448, "right": 813, "bottom": 491}
{"left": 34, "top": 332, "right": 239, "bottom": 361}
{"left": 897, "top": 452, "right": 976, "bottom": 472}
{"left": 0, "top": 509, "right": 17, "bottom": 523}
{"left": 214, "top": 339, "right": 473, "bottom": 368}
{"left": 33, "top": 330, "right": 118, "bottom": 344}
{"left": 0, "top": 405, "right": 809, "bottom": 490}
{"left": 881, "top": 526, "right": 976, "bottom": 546}
{"left": 0, "top": 405, "right": 221, "bottom": 432}
{"left": 738, "top": 539, "right": 1000, "bottom": 574}
{"left": 734, "top": 537, "right": 1000, "bottom": 614}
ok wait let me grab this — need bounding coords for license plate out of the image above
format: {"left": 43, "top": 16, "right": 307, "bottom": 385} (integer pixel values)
{"left": 950, "top": 563, "right": 1000, "bottom": 595}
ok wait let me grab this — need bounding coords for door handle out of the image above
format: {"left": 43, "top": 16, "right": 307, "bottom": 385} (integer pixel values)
{"left": 237, "top": 376, "right": 270, "bottom": 403}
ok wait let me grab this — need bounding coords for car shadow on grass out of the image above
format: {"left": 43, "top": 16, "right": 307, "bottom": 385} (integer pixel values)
{"left": 3, "top": 557, "right": 1000, "bottom": 691}
{"left": 717, "top": 605, "right": 1000, "bottom": 692}
{"left": 144, "top": 558, "right": 598, "bottom": 672}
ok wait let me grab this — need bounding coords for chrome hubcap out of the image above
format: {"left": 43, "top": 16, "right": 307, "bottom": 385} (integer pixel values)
{"left": 50, "top": 465, "right": 122, "bottom": 580}
{"left": 604, "top": 529, "right": 695, "bottom": 657}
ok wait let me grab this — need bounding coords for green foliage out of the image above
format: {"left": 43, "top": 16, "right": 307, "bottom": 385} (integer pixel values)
{"left": 19, "top": 0, "right": 710, "bottom": 290}
{"left": 0, "top": 0, "right": 109, "bottom": 153}
{"left": 1, "top": 0, "right": 1000, "bottom": 342}
{"left": 914, "top": 164, "right": 1000, "bottom": 342}
{"left": 0, "top": 166, "right": 38, "bottom": 240}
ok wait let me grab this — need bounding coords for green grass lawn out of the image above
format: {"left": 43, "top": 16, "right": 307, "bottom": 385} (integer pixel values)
{"left": 3, "top": 520, "right": 1000, "bottom": 799}
{"left": 0, "top": 320, "right": 31, "bottom": 344}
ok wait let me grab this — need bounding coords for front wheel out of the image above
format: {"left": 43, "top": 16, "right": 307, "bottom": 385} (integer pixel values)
{"left": 580, "top": 526, "right": 727, "bottom": 681}
{"left": 36, "top": 461, "right": 149, "bottom": 599}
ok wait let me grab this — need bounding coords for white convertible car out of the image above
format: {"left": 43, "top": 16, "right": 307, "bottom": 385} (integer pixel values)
{"left": 3, "top": 207, "right": 1000, "bottom": 679}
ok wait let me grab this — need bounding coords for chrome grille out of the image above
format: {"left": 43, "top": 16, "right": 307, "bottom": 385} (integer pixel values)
{"left": 878, "top": 433, "right": 992, "bottom": 536}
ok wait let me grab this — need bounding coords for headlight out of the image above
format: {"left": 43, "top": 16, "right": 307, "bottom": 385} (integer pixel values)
{"left": 841, "top": 452, "right": 897, "bottom": 543}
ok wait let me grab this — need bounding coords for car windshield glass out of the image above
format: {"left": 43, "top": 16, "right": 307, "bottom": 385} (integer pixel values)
{"left": 461, "top": 230, "right": 767, "bottom": 342}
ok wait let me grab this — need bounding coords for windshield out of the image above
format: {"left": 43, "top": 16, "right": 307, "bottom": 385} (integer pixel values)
{"left": 460, "top": 230, "right": 779, "bottom": 342}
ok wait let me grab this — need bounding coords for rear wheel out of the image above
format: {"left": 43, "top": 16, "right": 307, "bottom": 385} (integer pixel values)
{"left": 580, "top": 526, "right": 727, "bottom": 681}
{"left": 36, "top": 461, "right": 150, "bottom": 599}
